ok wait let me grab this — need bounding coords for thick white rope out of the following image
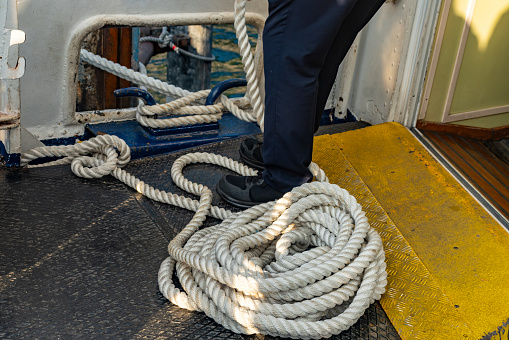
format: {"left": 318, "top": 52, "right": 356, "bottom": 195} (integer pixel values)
{"left": 79, "top": 1, "right": 263, "bottom": 130}
{"left": 27, "top": 0, "right": 387, "bottom": 337}
{"left": 21, "top": 134, "right": 386, "bottom": 339}
{"left": 80, "top": 48, "right": 192, "bottom": 99}
{"left": 233, "top": 0, "right": 264, "bottom": 130}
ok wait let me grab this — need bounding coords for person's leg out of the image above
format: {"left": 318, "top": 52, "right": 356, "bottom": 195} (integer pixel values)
{"left": 217, "top": 0, "right": 385, "bottom": 207}
{"left": 238, "top": 0, "right": 385, "bottom": 173}
{"left": 313, "top": 0, "right": 386, "bottom": 132}
{"left": 263, "top": 0, "right": 365, "bottom": 192}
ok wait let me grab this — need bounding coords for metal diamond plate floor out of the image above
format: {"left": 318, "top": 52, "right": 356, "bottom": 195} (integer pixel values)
{"left": 0, "top": 122, "right": 400, "bottom": 339}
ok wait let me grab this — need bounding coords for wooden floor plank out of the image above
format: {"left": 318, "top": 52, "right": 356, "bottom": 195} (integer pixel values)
{"left": 434, "top": 133, "right": 509, "bottom": 215}
{"left": 476, "top": 141, "right": 509, "bottom": 180}
{"left": 421, "top": 130, "right": 509, "bottom": 220}
{"left": 460, "top": 137, "right": 509, "bottom": 180}
{"left": 451, "top": 136, "right": 509, "bottom": 201}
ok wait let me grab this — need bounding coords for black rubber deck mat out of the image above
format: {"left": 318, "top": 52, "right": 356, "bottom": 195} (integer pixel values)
{"left": 0, "top": 121, "right": 400, "bottom": 339}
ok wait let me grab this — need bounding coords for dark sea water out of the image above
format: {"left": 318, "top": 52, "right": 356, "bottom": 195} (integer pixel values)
{"left": 145, "top": 25, "right": 258, "bottom": 103}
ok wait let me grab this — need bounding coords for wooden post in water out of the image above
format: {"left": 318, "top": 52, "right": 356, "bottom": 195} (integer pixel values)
{"left": 166, "top": 25, "right": 213, "bottom": 100}
{"left": 77, "top": 27, "right": 133, "bottom": 111}
{"left": 188, "top": 25, "right": 213, "bottom": 90}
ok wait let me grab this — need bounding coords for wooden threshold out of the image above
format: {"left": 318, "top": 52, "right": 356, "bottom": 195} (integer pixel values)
{"left": 417, "top": 120, "right": 509, "bottom": 140}
{"left": 419, "top": 129, "right": 509, "bottom": 221}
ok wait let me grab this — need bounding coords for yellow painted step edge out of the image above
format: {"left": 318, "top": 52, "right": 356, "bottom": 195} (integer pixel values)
{"left": 321, "top": 122, "right": 509, "bottom": 339}
{"left": 313, "top": 133, "right": 472, "bottom": 339}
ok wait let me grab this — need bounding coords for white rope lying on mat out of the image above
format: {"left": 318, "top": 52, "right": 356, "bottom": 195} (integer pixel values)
{"left": 21, "top": 133, "right": 387, "bottom": 339}
{"left": 25, "top": 0, "right": 387, "bottom": 337}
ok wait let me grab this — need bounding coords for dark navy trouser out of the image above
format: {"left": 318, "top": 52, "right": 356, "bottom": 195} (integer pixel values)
{"left": 262, "top": 0, "right": 385, "bottom": 192}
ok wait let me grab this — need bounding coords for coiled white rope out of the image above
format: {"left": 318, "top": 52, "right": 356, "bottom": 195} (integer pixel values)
{"left": 24, "top": 0, "right": 387, "bottom": 337}
{"left": 21, "top": 133, "right": 387, "bottom": 339}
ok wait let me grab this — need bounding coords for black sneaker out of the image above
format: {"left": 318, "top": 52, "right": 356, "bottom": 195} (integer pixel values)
{"left": 216, "top": 174, "right": 285, "bottom": 209}
{"left": 239, "top": 137, "right": 264, "bottom": 171}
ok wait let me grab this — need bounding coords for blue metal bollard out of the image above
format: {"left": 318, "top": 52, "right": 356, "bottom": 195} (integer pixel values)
{"left": 86, "top": 80, "right": 259, "bottom": 159}
{"left": 114, "top": 87, "right": 157, "bottom": 106}
{"left": 205, "top": 78, "right": 247, "bottom": 106}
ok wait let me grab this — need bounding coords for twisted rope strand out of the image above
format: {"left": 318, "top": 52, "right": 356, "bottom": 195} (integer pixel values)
{"left": 79, "top": 49, "right": 257, "bottom": 129}
{"left": 27, "top": 0, "right": 387, "bottom": 337}
{"left": 234, "top": 0, "right": 264, "bottom": 130}
{"left": 21, "top": 133, "right": 387, "bottom": 338}
{"left": 79, "top": 0, "right": 261, "bottom": 130}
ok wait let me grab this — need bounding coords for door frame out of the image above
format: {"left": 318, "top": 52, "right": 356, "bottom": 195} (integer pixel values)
{"left": 394, "top": 0, "right": 443, "bottom": 127}
{"left": 418, "top": 0, "right": 509, "bottom": 124}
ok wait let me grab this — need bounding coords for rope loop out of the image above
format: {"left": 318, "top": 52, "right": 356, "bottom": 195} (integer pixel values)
{"left": 21, "top": 134, "right": 131, "bottom": 173}
{"left": 25, "top": 0, "right": 388, "bottom": 337}
{"left": 70, "top": 145, "right": 118, "bottom": 179}
{"left": 158, "top": 29, "right": 173, "bottom": 49}
{"left": 158, "top": 180, "right": 387, "bottom": 339}
{"left": 79, "top": 0, "right": 262, "bottom": 131}
{"left": 22, "top": 132, "right": 387, "bottom": 339}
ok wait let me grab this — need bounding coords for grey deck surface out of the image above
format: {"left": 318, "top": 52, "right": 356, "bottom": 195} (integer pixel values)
{"left": 0, "top": 122, "right": 400, "bottom": 339}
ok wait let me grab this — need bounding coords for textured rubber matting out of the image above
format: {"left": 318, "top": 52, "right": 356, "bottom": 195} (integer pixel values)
{"left": 0, "top": 122, "right": 400, "bottom": 339}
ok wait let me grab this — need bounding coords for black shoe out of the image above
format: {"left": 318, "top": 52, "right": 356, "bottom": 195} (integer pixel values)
{"left": 239, "top": 137, "right": 264, "bottom": 171}
{"left": 216, "top": 174, "right": 285, "bottom": 209}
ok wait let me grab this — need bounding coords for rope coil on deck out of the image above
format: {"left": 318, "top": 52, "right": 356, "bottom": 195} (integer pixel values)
{"left": 21, "top": 134, "right": 386, "bottom": 339}
{"left": 22, "top": 0, "right": 387, "bottom": 337}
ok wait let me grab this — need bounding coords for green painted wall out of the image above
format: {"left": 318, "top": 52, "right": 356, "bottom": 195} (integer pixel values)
{"left": 423, "top": 0, "right": 509, "bottom": 128}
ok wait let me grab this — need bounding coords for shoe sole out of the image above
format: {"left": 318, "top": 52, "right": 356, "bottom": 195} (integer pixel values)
{"left": 239, "top": 148, "right": 265, "bottom": 172}
{"left": 216, "top": 183, "right": 261, "bottom": 209}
